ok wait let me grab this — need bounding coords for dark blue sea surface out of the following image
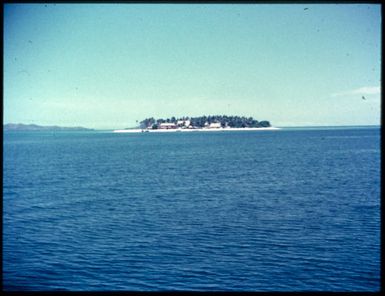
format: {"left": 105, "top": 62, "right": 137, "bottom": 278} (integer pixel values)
{"left": 3, "top": 127, "right": 381, "bottom": 291}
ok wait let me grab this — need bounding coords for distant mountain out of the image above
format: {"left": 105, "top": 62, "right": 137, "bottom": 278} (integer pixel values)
{"left": 3, "top": 123, "right": 94, "bottom": 131}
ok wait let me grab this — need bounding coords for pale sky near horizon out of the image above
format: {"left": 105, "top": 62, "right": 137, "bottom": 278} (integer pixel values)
{"left": 4, "top": 3, "right": 381, "bottom": 129}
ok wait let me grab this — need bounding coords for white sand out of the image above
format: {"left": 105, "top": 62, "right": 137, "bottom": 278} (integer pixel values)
{"left": 113, "top": 127, "right": 280, "bottom": 133}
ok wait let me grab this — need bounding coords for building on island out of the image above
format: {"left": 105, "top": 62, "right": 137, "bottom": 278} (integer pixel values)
{"left": 176, "top": 120, "right": 191, "bottom": 128}
{"left": 209, "top": 122, "right": 221, "bottom": 128}
{"left": 159, "top": 122, "right": 177, "bottom": 129}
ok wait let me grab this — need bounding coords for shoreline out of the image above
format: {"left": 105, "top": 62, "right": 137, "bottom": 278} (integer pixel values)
{"left": 113, "top": 127, "right": 281, "bottom": 133}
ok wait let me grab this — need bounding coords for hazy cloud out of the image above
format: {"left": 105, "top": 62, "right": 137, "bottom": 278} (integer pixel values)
{"left": 331, "top": 86, "right": 381, "bottom": 97}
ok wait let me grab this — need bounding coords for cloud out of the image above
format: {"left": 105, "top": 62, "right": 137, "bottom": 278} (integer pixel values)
{"left": 331, "top": 86, "right": 381, "bottom": 97}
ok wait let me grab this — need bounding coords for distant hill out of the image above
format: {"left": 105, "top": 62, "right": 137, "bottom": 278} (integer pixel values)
{"left": 3, "top": 123, "right": 93, "bottom": 131}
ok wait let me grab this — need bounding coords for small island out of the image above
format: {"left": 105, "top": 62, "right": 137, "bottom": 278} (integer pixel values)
{"left": 114, "top": 115, "right": 279, "bottom": 133}
{"left": 3, "top": 123, "right": 93, "bottom": 132}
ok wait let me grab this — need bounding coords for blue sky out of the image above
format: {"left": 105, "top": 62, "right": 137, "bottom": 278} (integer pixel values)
{"left": 4, "top": 4, "right": 381, "bottom": 129}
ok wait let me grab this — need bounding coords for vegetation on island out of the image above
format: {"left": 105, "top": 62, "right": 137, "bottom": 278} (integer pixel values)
{"left": 139, "top": 115, "right": 271, "bottom": 129}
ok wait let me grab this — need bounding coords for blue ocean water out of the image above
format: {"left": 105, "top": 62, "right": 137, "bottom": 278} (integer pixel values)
{"left": 3, "top": 127, "right": 381, "bottom": 291}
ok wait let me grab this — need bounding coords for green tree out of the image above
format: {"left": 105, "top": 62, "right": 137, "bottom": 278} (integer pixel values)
{"left": 258, "top": 120, "right": 271, "bottom": 127}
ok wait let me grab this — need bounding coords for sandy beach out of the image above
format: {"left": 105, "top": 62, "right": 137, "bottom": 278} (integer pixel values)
{"left": 113, "top": 127, "right": 280, "bottom": 133}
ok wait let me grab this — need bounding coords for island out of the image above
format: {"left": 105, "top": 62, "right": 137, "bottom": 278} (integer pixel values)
{"left": 3, "top": 123, "right": 94, "bottom": 131}
{"left": 114, "top": 115, "right": 280, "bottom": 133}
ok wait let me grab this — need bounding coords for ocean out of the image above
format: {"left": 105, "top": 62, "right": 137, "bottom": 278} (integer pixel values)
{"left": 3, "top": 127, "right": 381, "bottom": 291}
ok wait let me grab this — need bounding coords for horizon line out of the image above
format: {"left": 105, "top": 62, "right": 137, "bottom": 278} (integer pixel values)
{"left": 4, "top": 122, "right": 381, "bottom": 131}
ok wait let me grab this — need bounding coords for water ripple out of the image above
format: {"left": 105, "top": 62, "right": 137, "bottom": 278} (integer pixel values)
{"left": 3, "top": 128, "right": 380, "bottom": 291}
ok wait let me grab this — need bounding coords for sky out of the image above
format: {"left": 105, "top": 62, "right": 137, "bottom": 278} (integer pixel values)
{"left": 4, "top": 4, "right": 381, "bottom": 129}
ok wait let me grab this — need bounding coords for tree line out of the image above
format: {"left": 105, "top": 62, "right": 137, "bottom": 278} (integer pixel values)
{"left": 139, "top": 115, "right": 271, "bottom": 129}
